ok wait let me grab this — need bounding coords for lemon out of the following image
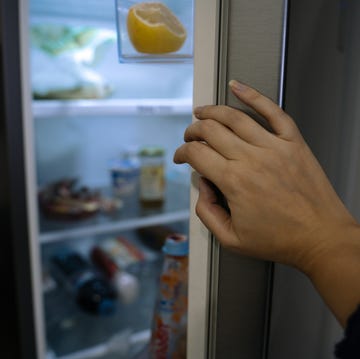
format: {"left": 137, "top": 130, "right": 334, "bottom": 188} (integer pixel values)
{"left": 127, "top": 2, "right": 187, "bottom": 54}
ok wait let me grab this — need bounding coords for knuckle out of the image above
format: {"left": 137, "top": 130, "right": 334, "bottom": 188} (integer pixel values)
{"left": 198, "top": 105, "right": 216, "bottom": 117}
{"left": 223, "top": 164, "right": 241, "bottom": 191}
{"left": 199, "top": 119, "right": 218, "bottom": 135}
{"left": 218, "top": 105, "right": 236, "bottom": 119}
{"left": 185, "top": 141, "right": 204, "bottom": 157}
{"left": 228, "top": 109, "right": 245, "bottom": 125}
{"left": 244, "top": 88, "right": 262, "bottom": 103}
{"left": 272, "top": 106, "right": 287, "bottom": 120}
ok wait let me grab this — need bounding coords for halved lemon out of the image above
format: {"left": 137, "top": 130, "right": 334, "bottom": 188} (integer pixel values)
{"left": 127, "top": 2, "right": 187, "bottom": 54}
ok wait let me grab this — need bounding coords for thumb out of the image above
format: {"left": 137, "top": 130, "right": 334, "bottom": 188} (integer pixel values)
{"left": 196, "top": 178, "right": 237, "bottom": 247}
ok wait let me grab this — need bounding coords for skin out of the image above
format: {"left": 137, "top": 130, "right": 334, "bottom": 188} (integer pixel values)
{"left": 174, "top": 80, "right": 360, "bottom": 327}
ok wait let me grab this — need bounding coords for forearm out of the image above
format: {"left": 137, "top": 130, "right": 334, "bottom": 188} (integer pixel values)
{"left": 305, "top": 223, "right": 360, "bottom": 327}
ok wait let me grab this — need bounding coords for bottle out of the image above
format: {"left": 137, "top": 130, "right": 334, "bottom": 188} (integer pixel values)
{"left": 138, "top": 146, "right": 166, "bottom": 207}
{"left": 90, "top": 246, "right": 139, "bottom": 304}
{"left": 51, "top": 249, "right": 117, "bottom": 315}
{"left": 109, "top": 148, "right": 140, "bottom": 197}
{"left": 149, "top": 234, "right": 189, "bottom": 359}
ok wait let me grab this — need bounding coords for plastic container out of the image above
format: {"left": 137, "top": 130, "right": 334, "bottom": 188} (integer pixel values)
{"left": 51, "top": 249, "right": 118, "bottom": 315}
{"left": 109, "top": 150, "right": 140, "bottom": 196}
{"left": 115, "top": 0, "right": 194, "bottom": 63}
{"left": 149, "top": 234, "right": 188, "bottom": 358}
{"left": 139, "top": 146, "right": 166, "bottom": 207}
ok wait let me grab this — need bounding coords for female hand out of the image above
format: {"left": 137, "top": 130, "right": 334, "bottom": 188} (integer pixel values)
{"left": 174, "top": 80, "right": 356, "bottom": 275}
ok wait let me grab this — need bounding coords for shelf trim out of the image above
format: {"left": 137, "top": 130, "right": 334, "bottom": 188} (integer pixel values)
{"left": 39, "top": 209, "right": 190, "bottom": 244}
{"left": 50, "top": 329, "right": 151, "bottom": 359}
{"left": 33, "top": 98, "right": 193, "bottom": 118}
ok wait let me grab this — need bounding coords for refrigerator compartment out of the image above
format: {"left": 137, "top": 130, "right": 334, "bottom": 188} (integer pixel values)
{"left": 39, "top": 180, "right": 190, "bottom": 243}
{"left": 115, "top": 0, "right": 193, "bottom": 63}
{"left": 33, "top": 98, "right": 192, "bottom": 118}
{"left": 41, "top": 226, "right": 189, "bottom": 358}
{"left": 30, "top": 13, "right": 194, "bottom": 100}
{"left": 30, "top": 21, "right": 117, "bottom": 101}
{"left": 43, "top": 259, "right": 161, "bottom": 357}
{"left": 30, "top": 0, "right": 116, "bottom": 23}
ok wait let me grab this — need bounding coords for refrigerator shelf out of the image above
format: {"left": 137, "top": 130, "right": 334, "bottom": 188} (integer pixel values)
{"left": 47, "top": 329, "right": 150, "bottom": 359}
{"left": 44, "top": 249, "right": 161, "bottom": 358}
{"left": 39, "top": 181, "right": 190, "bottom": 244}
{"left": 32, "top": 98, "right": 192, "bottom": 118}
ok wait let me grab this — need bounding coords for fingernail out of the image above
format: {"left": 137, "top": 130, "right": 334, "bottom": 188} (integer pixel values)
{"left": 194, "top": 106, "right": 203, "bottom": 116}
{"left": 229, "top": 80, "right": 247, "bottom": 92}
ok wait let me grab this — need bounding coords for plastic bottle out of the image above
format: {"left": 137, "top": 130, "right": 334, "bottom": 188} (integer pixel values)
{"left": 51, "top": 249, "right": 117, "bottom": 315}
{"left": 109, "top": 149, "right": 140, "bottom": 197}
{"left": 90, "top": 246, "right": 139, "bottom": 304}
{"left": 149, "top": 234, "right": 188, "bottom": 359}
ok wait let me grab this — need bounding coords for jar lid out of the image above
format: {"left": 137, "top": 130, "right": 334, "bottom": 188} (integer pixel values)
{"left": 162, "top": 234, "right": 188, "bottom": 256}
{"left": 139, "top": 146, "right": 165, "bottom": 157}
{"left": 109, "top": 158, "right": 140, "bottom": 171}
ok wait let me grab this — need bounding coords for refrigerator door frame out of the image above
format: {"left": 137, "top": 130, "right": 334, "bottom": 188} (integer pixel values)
{"left": 0, "top": 0, "right": 44, "bottom": 358}
{"left": 19, "top": 0, "right": 46, "bottom": 357}
{"left": 187, "top": 0, "right": 221, "bottom": 357}
{"left": 189, "top": 0, "right": 289, "bottom": 357}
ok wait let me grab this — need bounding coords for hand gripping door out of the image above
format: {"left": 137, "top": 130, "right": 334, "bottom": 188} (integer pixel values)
{"left": 188, "top": 0, "right": 288, "bottom": 358}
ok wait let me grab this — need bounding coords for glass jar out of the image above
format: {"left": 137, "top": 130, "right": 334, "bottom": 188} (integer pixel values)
{"left": 138, "top": 146, "right": 165, "bottom": 206}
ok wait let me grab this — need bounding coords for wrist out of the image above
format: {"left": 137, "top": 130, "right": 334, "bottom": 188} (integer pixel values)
{"left": 300, "top": 221, "right": 360, "bottom": 326}
{"left": 299, "top": 221, "right": 360, "bottom": 278}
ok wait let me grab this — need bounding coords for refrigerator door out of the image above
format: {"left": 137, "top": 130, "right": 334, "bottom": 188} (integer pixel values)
{"left": 190, "top": 0, "right": 348, "bottom": 358}
{"left": 212, "top": 1, "right": 288, "bottom": 358}
{"left": 189, "top": 0, "right": 288, "bottom": 357}
{"left": 268, "top": 1, "right": 344, "bottom": 358}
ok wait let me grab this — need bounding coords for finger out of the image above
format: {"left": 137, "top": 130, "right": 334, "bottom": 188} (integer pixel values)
{"left": 229, "top": 80, "right": 302, "bottom": 140}
{"left": 196, "top": 178, "right": 239, "bottom": 247}
{"left": 194, "top": 104, "right": 274, "bottom": 147}
{"left": 174, "top": 141, "right": 227, "bottom": 185}
{"left": 184, "top": 119, "right": 250, "bottom": 159}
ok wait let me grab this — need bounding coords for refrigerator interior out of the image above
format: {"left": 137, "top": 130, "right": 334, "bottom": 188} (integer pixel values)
{"left": 28, "top": 0, "right": 193, "bottom": 358}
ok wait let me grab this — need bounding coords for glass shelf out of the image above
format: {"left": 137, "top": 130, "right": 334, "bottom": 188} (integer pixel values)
{"left": 39, "top": 181, "right": 190, "bottom": 244}
{"left": 33, "top": 98, "right": 192, "bottom": 118}
{"left": 44, "top": 252, "right": 162, "bottom": 358}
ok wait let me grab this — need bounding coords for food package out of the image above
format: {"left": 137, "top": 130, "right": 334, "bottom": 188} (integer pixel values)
{"left": 30, "top": 24, "right": 116, "bottom": 99}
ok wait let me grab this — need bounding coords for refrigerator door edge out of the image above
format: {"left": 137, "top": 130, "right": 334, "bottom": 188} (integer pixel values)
{"left": 19, "top": 0, "right": 46, "bottom": 357}
{"left": 214, "top": 0, "right": 288, "bottom": 358}
{"left": 187, "top": 0, "right": 221, "bottom": 357}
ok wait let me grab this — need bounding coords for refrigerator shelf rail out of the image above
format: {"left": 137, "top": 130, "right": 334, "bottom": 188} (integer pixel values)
{"left": 39, "top": 210, "right": 189, "bottom": 244}
{"left": 46, "top": 329, "right": 151, "bottom": 359}
{"left": 33, "top": 98, "right": 192, "bottom": 118}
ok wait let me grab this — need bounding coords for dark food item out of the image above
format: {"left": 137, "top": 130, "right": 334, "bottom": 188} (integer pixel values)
{"left": 39, "top": 178, "right": 122, "bottom": 220}
{"left": 39, "top": 178, "right": 101, "bottom": 219}
{"left": 51, "top": 249, "right": 117, "bottom": 315}
{"left": 137, "top": 225, "right": 176, "bottom": 250}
